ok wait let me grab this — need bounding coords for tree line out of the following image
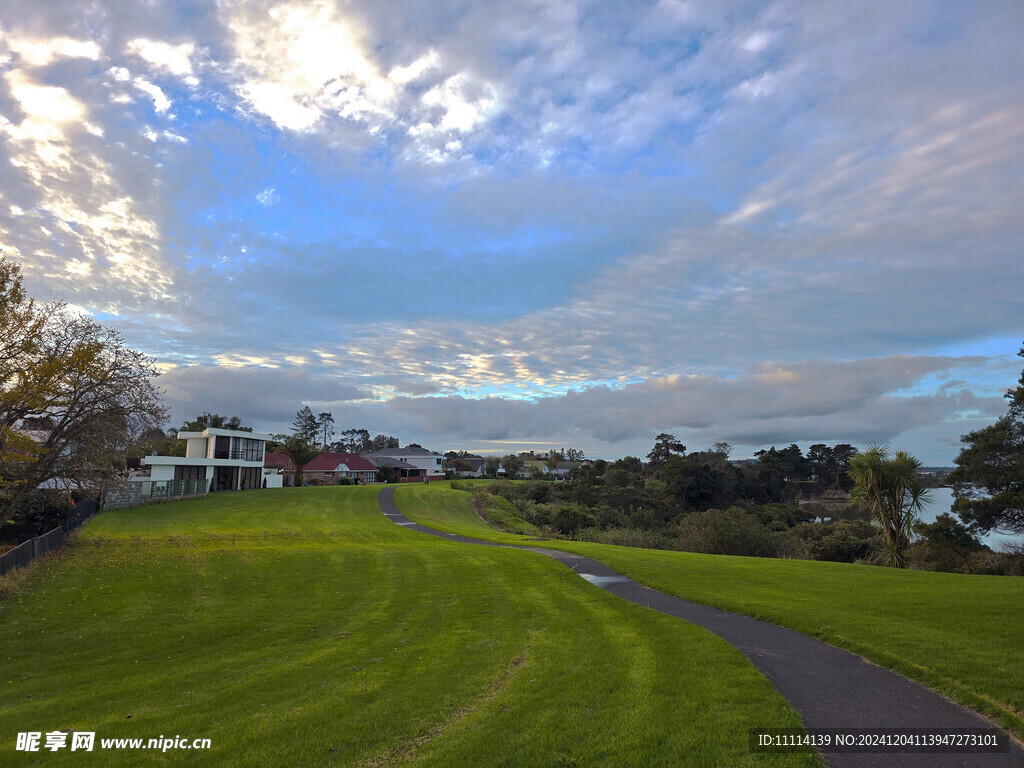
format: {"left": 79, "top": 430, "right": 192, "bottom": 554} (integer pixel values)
{"left": 464, "top": 421, "right": 1022, "bottom": 574}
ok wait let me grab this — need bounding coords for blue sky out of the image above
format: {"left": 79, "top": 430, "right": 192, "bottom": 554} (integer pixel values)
{"left": 0, "top": 0, "right": 1022, "bottom": 463}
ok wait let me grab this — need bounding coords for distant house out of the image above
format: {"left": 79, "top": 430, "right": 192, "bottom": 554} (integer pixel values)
{"left": 518, "top": 459, "right": 550, "bottom": 479}
{"left": 552, "top": 460, "right": 588, "bottom": 480}
{"left": 366, "top": 456, "right": 419, "bottom": 479}
{"left": 443, "top": 457, "right": 485, "bottom": 478}
{"left": 303, "top": 453, "right": 378, "bottom": 485}
{"left": 364, "top": 446, "right": 445, "bottom": 480}
{"left": 142, "top": 427, "right": 274, "bottom": 491}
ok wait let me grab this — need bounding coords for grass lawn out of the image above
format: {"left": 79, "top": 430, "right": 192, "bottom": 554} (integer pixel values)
{"left": 395, "top": 483, "right": 1024, "bottom": 741}
{"left": 0, "top": 486, "right": 817, "bottom": 767}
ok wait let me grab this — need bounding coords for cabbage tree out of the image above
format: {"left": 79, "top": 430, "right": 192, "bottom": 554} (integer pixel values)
{"left": 848, "top": 446, "right": 931, "bottom": 568}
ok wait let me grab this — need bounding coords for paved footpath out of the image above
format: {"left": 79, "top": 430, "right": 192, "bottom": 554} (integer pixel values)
{"left": 379, "top": 487, "right": 1024, "bottom": 768}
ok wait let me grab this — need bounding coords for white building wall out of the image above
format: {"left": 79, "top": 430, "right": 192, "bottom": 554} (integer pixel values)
{"left": 149, "top": 464, "right": 176, "bottom": 482}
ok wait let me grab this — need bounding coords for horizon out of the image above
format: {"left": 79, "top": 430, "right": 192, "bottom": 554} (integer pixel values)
{"left": 1, "top": 0, "right": 1022, "bottom": 466}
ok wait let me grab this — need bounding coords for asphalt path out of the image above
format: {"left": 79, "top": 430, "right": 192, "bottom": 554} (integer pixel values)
{"left": 378, "top": 486, "right": 1024, "bottom": 768}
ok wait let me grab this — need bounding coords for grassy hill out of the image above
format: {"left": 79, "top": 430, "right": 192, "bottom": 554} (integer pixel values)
{"left": 0, "top": 486, "right": 816, "bottom": 767}
{"left": 395, "top": 483, "right": 1024, "bottom": 741}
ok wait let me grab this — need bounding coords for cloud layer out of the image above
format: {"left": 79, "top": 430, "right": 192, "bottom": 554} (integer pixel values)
{"left": 1, "top": 0, "right": 1021, "bottom": 462}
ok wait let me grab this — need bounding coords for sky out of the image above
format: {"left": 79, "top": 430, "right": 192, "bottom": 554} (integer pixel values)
{"left": 0, "top": 0, "right": 1022, "bottom": 464}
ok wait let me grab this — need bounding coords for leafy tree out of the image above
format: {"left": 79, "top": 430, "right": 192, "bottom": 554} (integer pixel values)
{"left": 545, "top": 450, "right": 564, "bottom": 472}
{"left": 280, "top": 436, "right": 320, "bottom": 487}
{"left": 791, "top": 520, "right": 877, "bottom": 563}
{"left": 656, "top": 454, "right": 739, "bottom": 513}
{"left": 645, "top": 433, "right": 686, "bottom": 467}
{"left": 913, "top": 513, "right": 985, "bottom": 573}
{"left": 367, "top": 433, "right": 399, "bottom": 451}
{"left": 483, "top": 456, "right": 500, "bottom": 478}
{"left": 180, "top": 414, "right": 251, "bottom": 432}
{"left": 292, "top": 406, "right": 319, "bottom": 443}
{"left": 563, "top": 447, "right": 586, "bottom": 462}
{"left": 613, "top": 456, "right": 644, "bottom": 476}
{"left": 808, "top": 443, "right": 858, "bottom": 488}
{"left": 848, "top": 446, "right": 931, "bottom": 568}
{"left": 377, "top": 464, "right": 397, "bottom": 483}
{"left": 333, "top": 428, "right": 373, "bottom": 453}
{"left": 675, "top": 507, "right": 797, "bottom": 558}
{"left": 948, "top": 343, "right": 1024, "bottom": 535}
{"left": 747, "top": 449, "right": 795, "bottom": 504}
{"left": 317, "top": 412, "right": 334, "bottom": 448}
{"left": 501, "top": 454, "right": 524, "bottom": 478}
{"left": 0, "top": 256, "right": 167, "bottom": 519}
{"left": 776, "top": 444, "right": 808, "bottom": 483}
{"left": 709, "top": 441, "right": 732, "bottom": 459}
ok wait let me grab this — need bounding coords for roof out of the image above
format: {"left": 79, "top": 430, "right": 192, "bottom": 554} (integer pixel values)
{"left": 264, "top": 451, "right": 295, "bottom": 471}
{"left": 178, "top": 427, "right": 274, "bottom": 441}
{"left": 364, "top": 456, "right": 418, "bottom": 470}
{"left": 364, "top": 446, "right": 440, "bottom": 457}
{"left": 555, "top": 461, "right": 588, "bottom": 471}
{"left": 444, "top": 457, "right": 485, "bottom": 470}
{"left": 304, "top": 453, "right": 378, "bottom": 472}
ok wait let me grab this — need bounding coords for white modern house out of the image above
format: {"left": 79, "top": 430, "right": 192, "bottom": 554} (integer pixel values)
{"left": 363, "top": 446, "right": 446, "bottom": 479}
{"left": 141, "top": 427, "right": 274, "bottom": 491}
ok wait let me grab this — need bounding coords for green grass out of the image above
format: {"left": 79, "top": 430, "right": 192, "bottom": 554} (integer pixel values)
{"left": 0, "top": 487, "right": 818, "bottom": 767}
{"left": 404, "top": 483, "right": 540, "bottom": 540}
{"left": 396, "top": 484, "right": 1024, "bottom": 741}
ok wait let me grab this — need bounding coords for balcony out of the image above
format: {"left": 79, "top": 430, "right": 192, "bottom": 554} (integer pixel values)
{"left": 213, "top": 450, "right": 262, "bottom": 461}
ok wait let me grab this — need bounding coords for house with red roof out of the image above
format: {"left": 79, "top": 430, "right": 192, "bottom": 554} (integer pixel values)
{"left": 264, "top": 451, "right": 378, "bottom": 486}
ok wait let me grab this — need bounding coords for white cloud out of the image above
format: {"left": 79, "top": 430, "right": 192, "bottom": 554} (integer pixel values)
{"left": 256, "top": 187, "right": 279, "bottom": 206}
{"left": 7, "top": 36, "right": 100, "bottom": 67}
{"left": 388, "top": 49, "right": 440, "bottom": 85}
{"left": 227, "top": 0, "right": 396, "bottom": 132}
{"left": 0, "top": 59, "right": 173, "bottom": 310}
{"left": 4, "top": 71, "right": 87, "bottom": 129}
{"left": 125, "top": 38, "right": 196, "bottom": 78}
{"left": 131, "top": 76, "right": 172, "bottom": 114}
{"left": 421, "top": 73, "right": 499, "bottom": 133}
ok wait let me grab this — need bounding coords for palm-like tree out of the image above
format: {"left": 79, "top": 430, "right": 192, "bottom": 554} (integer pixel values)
{"left": 848, "top": 445, "right": 931, "bottom": 567}
{"left": 280, "top": 436, "right": 321, "bottom": 488}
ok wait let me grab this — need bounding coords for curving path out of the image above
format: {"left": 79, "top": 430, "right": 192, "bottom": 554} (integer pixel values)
{"left": 379, "top": 486, "right": 1023, "bottom": 768}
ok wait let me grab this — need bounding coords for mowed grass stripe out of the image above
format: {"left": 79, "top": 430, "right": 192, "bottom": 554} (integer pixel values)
{"left": 1, "top": 487, "right": 817, "bottom": 767}
{"left": 394, "top": 483, "right": 1024, "bottom": 741}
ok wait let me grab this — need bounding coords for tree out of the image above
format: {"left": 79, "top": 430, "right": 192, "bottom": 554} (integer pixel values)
{"left": 280, "top": 436, "right": 320, "bottom": 488}
{"left": 501, "top": 453, "right": 524, "bottom": 478}
{"left": 948, "top": 343, "right": 1024, "bottom": 535}
{"left": 333, "top": 428, "right": 372, "bottom": 453}
{"left": 646, "top": 433, "right": 686, "bottom": 467}
{"left": 292, "top": 406, "right": 319, "bottom": 443}
{"left": 483, "top": 456, "right": 500, "bottom": 478}
{"left": 545, "top": 450, "right": 564, "bottom": 472}
{"left": 564, "top": 447, "right": 586, "bottom": 462}
{"left": 367, "top": 433, "right": 399, "bottom": 451}
{"left": 317, "top": 412, "right": 335, "bottom": 448}
{"left": 180, "top": 414, "right": 251, "bottom": 432}
{"left": 0, "top": 256, "right": 167, "bottom": 519}
{"left": 776, "top": 444, "right": 808, "bottom": 483}
{"left": 913, "top": 513, "right": 984, "bottom": 573}
{"left": 806, "top": 443, "right": 857, "bottom": 488}
{"left": 848, "top": 446, "right": 931, "bottom": 568}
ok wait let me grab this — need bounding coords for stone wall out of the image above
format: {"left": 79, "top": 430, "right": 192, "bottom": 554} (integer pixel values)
{"left": 102, "top": 482, "right": 208, "bottom": 511}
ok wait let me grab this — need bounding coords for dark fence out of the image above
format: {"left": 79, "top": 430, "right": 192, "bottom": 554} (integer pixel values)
{"left": 66, "top": 498, "right": 97, "bottom": 532}
{"left": 0, "top": 499, "right": 99, "bottom": 577}
{"left": 0, "top": 539, "right": 33, "bottom": 576}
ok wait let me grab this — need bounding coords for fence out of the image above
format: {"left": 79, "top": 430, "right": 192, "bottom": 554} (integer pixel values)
{"left": 103, "top": 479, "right": 206, "bottom": 510}
{"left": 0, "top": 499, "right": 99, "bottom": 577}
